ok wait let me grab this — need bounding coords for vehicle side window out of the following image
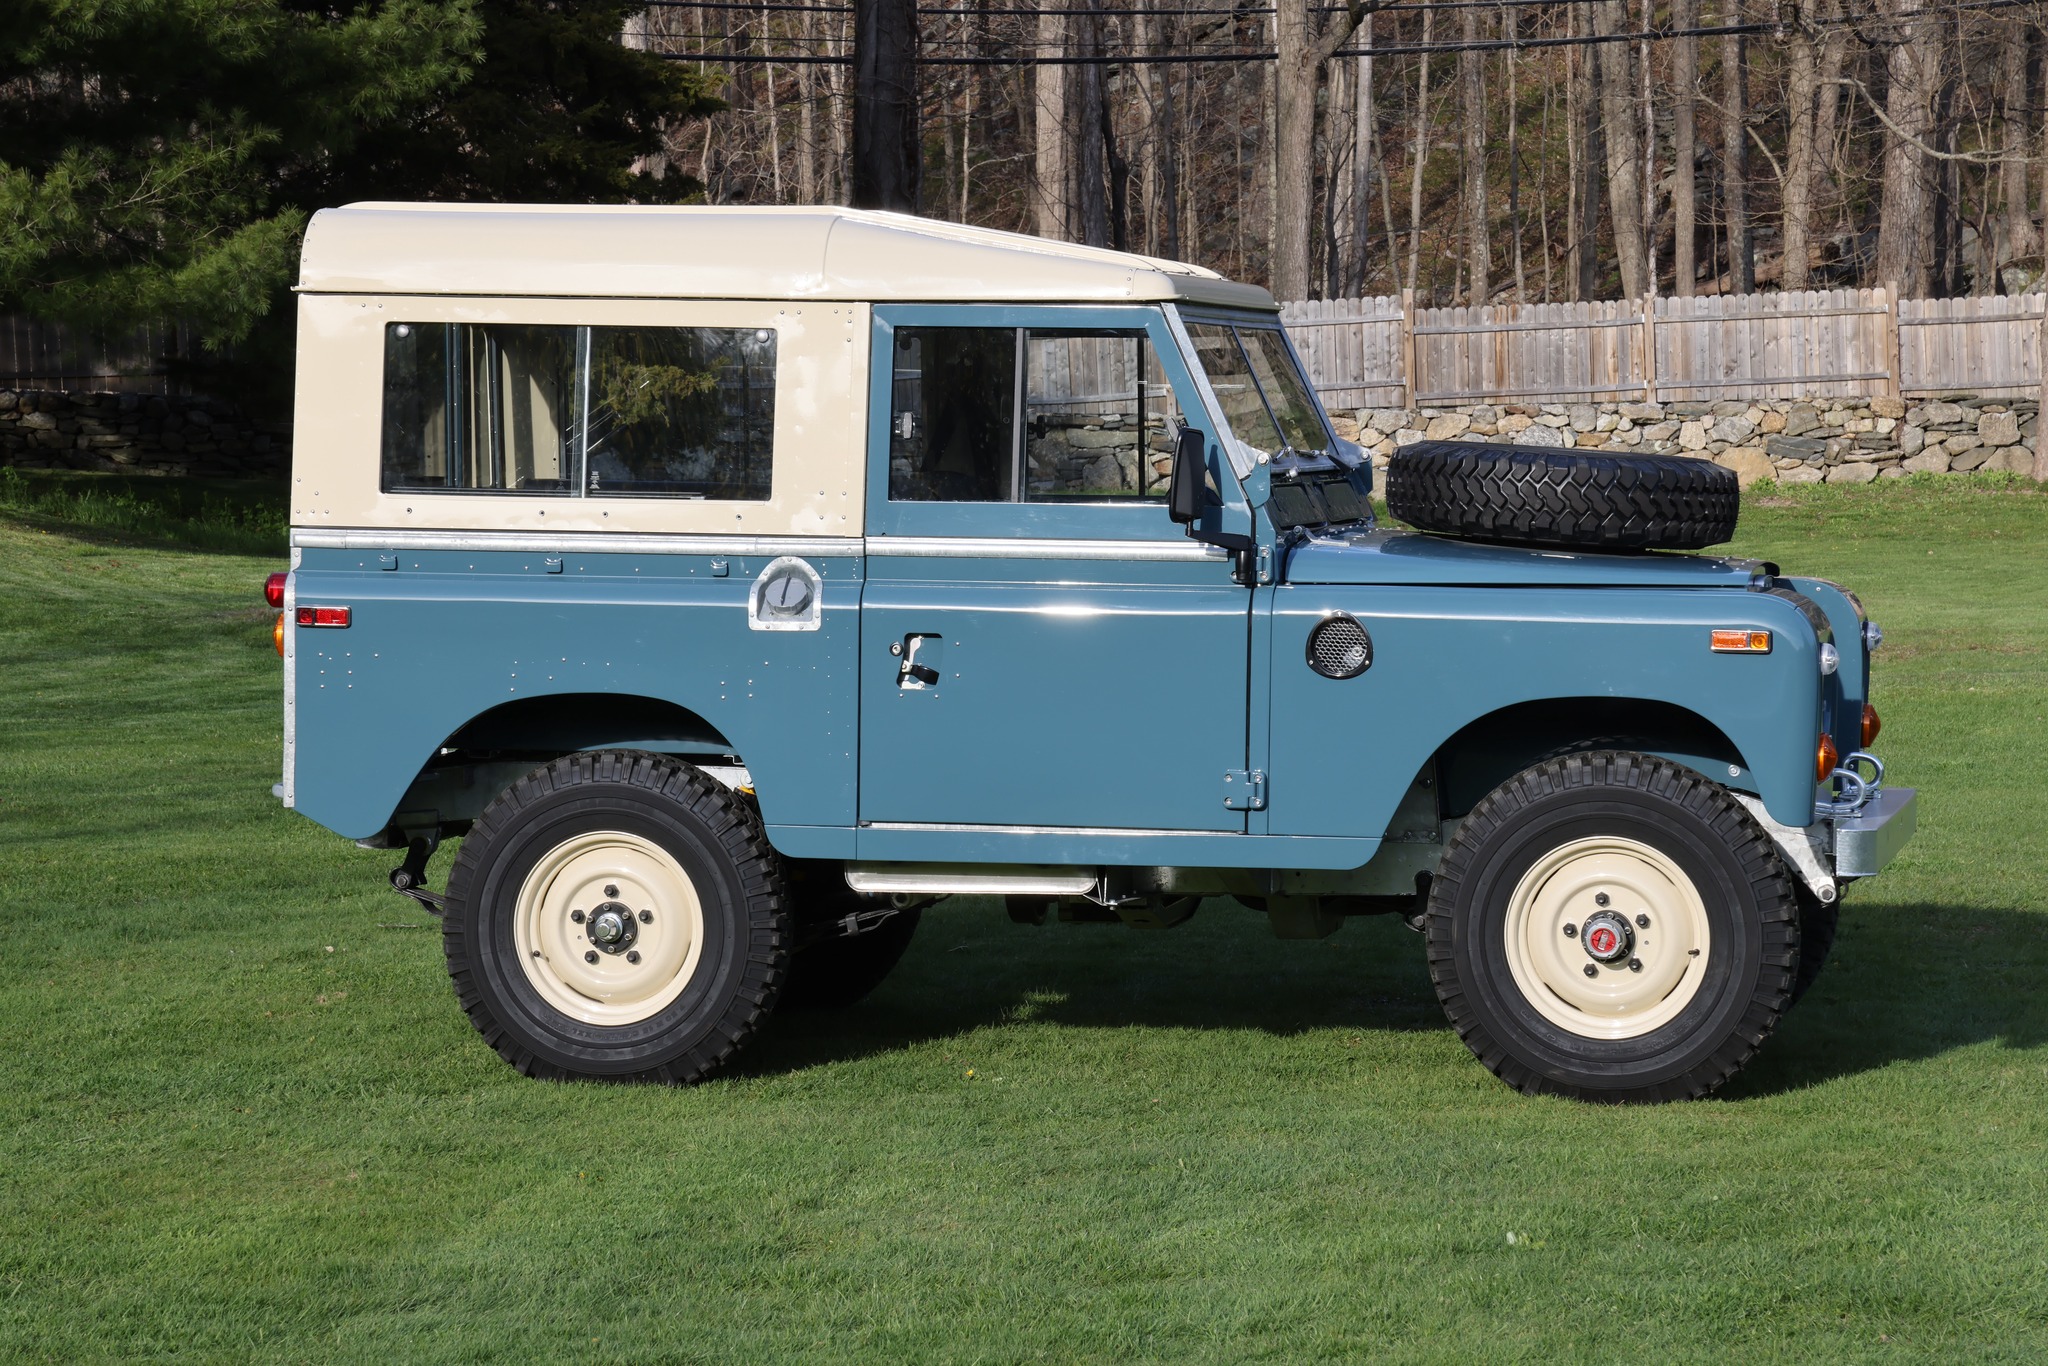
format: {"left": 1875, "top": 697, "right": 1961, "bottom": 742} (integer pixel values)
{"left": 381, "top": 322, "right": 775, "bottom": 499}
{"left": 889, "top": 325, "right": 1182, "bottom": 503}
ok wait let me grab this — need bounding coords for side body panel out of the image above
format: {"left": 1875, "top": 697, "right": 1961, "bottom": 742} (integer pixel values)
{"left": 288, "top": 543, "right": 864, "bottom": 846}
{"left": 1264, "top": 580, "right": 1826, "bottom": 833}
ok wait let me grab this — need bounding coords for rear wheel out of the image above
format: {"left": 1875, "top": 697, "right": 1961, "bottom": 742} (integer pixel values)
{"left": 443, "top": 751, "right": 788, "bottom": 1082}
{"left": 1426, "top": 752, "right": 1798, "bottom": 1102}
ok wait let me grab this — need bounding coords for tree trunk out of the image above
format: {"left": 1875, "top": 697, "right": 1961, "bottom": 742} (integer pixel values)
{"left": 1781, "top": 0, "right": 1821, "bottom": 291}
{"left": 2002, "top": 26, "right": 2040, "bottom": 280}
{"left": 1271, "top": 0, "right": 1320, "bottom": 300}
{"left": 1074, "top": 4, "right": 1110, "bottom": 247}
{"left": 1595, "top": 0, "right": 1646, "bottom": 299}
{"left": 1032, "top": 1, "right": 1067, "bottom": 237}
{"left": 1811, "top": 5, "right": 1848, "bottom": 244}
{"left": 1459, "top": 6, "right": 1490, "bottom": 303}
{"left": 1875, "top": 1, "right": 1938, "bottom": 296}
{"left": 1407, "top": 11, "right": 1433, "bottom": 295}
{"left": 1568, "top": 5, "right": 1602, "bottom": 301}
{"left": 1506, "top": 5, "right": 1523, "bottom": 301}
{"left": 1353, "top": 27, "right": 1375, "bottom": 295}
{"left": 1673, "top": 0, "right": 1698, "bottom": 295}
{"left": 1721, "top": 23, "right": 1751, "bottom": 293}
{"left": 850, "top": 0, "right": 919, "bottom": 212}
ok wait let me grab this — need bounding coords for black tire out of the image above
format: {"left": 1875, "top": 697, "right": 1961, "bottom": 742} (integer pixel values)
{"left": 1386, "top": 441, "right": 1740, "bottom": 551}
{"left": 779, "top": 861, "right": 921, "bottom": 1010}
{"left": 1789, "top": 882, "right": 1840, "bottom": 1006}
{"left": 442, "top": 751, "right": 788, "bottom": 1082}
{"left": 1426, "top": 751, "right": 1798, "bottom": 1102}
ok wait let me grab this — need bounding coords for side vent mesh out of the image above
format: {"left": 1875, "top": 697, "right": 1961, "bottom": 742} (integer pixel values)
{"left": 1307, "top": 614, "right": 1373, "bottom": 679}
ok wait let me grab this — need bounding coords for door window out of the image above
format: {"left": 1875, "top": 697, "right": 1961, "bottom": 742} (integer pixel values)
{"left": 888, "top": 326, "right": 1186, "bottom": 503}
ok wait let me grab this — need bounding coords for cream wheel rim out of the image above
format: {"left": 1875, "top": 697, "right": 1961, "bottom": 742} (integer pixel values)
{"left": 513, "top": 830, "right": 706, "bottom": 1027}
{"left": 1501, "top": 835, "right": 1712, "bottom": 1040}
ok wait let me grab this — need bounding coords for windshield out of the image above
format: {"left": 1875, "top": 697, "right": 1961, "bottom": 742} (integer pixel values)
{"left": 1184, "top": 321, "right": 1332, "bottom": 470}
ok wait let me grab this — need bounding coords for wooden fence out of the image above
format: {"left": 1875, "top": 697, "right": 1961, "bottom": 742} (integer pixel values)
{"left": 1282, "top": 288, "right": 2048, "bottom": 411}
{"left": 0, "top": 315, "right": 204, "bottom": 396}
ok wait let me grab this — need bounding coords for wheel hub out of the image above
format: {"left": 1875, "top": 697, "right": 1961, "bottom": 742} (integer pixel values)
{"left": 1580, "top": 910, "right": 1634, "bottom": 964}
{"left": 587, "top": 901, "right": 638, "bottom": 954}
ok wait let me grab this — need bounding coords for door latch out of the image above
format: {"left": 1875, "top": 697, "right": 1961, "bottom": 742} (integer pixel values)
{"left": 892, "top": 634, "right": 941, "bottom": 689}
{"left": 1223, "top": 770, "right": 1267, "bottom": 811}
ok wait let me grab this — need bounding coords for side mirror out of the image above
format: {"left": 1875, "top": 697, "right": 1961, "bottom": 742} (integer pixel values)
{"left": 1168, "top": 426, "right": 1207, "bottom": 525}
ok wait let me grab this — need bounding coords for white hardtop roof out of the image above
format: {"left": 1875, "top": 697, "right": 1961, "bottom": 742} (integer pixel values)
{"left": 297, "top": 203, "right": 1277, "bottom": 310}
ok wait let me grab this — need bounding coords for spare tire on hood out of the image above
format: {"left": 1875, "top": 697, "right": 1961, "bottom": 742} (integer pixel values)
{"left": 1384, "top": 440, "right": 1740, "bottom": 551}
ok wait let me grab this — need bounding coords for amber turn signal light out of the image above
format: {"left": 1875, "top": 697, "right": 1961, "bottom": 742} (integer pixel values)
{"left": 273, "top": 613, "right": 285, "bottom": 657}
{"left": 1861, "top": 704, "right": 1881, "bottom": 748}
{"left": 1711, "top": 629, "right": 1772, "bottom": 654}
{"left": 1816, "top": 733, "right": 1839, "bottom": 783}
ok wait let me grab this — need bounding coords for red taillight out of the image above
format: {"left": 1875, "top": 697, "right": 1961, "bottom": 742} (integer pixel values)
{"left": 1861, "top": 704, "right": 1882, "bottom": 748}
{"left": 296, "top": 605, "right": 351, "bottom": 628}
{"left": 264, "top": 572, "right": 287, "bottom": 609}
{"left": 1817, "top": 734, "right": 1839, "bottom": 783}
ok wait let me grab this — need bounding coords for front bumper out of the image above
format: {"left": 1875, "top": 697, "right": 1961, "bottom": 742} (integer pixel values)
{"left": 1833, "top": 786, "right": 1916, "bottom": 879}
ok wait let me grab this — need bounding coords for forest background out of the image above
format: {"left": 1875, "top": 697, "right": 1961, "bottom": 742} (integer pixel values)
{"left": 5, "top": 0, "right": 2048, "bottom": 404}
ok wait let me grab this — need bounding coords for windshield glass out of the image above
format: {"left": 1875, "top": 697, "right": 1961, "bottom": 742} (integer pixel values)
{"left": 1235, "top": 326, "right": 1329, "bottom": 456}
{"left": 1185, "top": 323, "right": 1283, "bottom": 460}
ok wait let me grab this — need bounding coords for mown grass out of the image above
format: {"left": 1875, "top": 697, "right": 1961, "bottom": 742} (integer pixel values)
{"left": 2, "top": 475, "right": 2045, "bottom": 1361}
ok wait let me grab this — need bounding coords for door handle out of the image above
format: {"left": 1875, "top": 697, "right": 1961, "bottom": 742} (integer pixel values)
{"left": 892, "top": 634, "right": 941, "bottom": 689}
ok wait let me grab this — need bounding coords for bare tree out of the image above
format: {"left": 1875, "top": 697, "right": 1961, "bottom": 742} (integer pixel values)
{"left": 1781, "top": 0, "right": 1823, "bottom": 290}
{"left": 1673, "top": 0, "right": 1699, "bottom": 295}
{"left": 1567, "top": 4, "right": 1603, "bottom": 301}
{"left": 1408, "top": 12, "right": 1434, "bottom": 295}
{"left": 1270, "top": 0, "right": 1385, "bottom": 301}
{"left": 2001, "top": 23, "right": 2040, "bottom": 282}
{"left": 1459, "top": 4, "right": 1490, "bottom": 302}
{"left": 1595, "top": 0, "right": 1647, "bottom": 298}
{"left": 851, "top": 0, "right": 920, "bottom": 211}
{"left": 1875, "top": 0, "right": 1940, "bottom": 294}
{"left": 1032, "top": 0, "right": 1067, "bottom": 238}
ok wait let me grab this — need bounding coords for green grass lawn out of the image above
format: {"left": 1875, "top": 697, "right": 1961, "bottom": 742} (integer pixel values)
{"left": 3, "top": 475, "right": 2046, "bottom": 1362}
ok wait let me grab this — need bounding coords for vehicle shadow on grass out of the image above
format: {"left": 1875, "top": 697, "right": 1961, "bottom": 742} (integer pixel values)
{"left": 740, "top": 897, "right": 2048, "bottom": 1098}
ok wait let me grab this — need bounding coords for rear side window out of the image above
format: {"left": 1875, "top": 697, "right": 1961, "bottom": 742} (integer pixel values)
{"left": 381, "top": 323, "right": 776, "bottom": 499}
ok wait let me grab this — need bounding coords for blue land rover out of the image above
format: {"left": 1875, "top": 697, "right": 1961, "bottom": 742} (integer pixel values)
{"left": 272, "top": 204, "right": 1913, "bottom": 1101}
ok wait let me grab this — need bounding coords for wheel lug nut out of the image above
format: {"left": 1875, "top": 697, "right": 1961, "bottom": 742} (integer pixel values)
{"left": 571, "top": 909, "right": 585, "bottom": 923}
{"left": 1594, "top": 893, "right": 1611, "bottom": 907}
{"left": 1583, "top": 963, "right": 1599, "bottom": 978}
{"left": 1628, "top": 957, "right": 1643, "bottom": 972}
{"left": 639, "top": 909, "right": 652, "bottom": 923}
{"left": 1563, "top": 923, "right": 1578, "bottom": 938}
{"left": 626, "top": 950, "right": 641, "bottom": 964}
{"left": 584, "top": 950, "right": 599, "bottom": 964}
{"left": 1636, "top": 914, "right": 1650, "bottom": 929}
{"left": 605, "top": 884, "right": 619, "bottom": 897}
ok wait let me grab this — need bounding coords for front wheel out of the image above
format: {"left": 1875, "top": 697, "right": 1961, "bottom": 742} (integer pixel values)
{"left": 1426, "top": 752, "right": 1799, "bottom": 1102}
{"left": 442, "top": 751, "right": 789, "bottom": 1082}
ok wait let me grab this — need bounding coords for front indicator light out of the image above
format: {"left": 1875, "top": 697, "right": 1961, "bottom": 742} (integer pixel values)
{"left": 273, "top": 613, "right": 285, "bottom": 656}
{"left": 1862, "top": 704, "right": 1882, "bottom": 747}
{"left": 1817, "top": 734, "right": 1839, "bottom": 783}
{"left": 1711, "top": 629, "right": 1772, "bottom": 653}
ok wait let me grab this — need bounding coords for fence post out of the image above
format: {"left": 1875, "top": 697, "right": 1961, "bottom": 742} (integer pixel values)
{"left": 1640, "top": 293, "right": 1659, "bottom": 406}
{"left": 2036, "top": 295, "right": 2048, "bottom": 483}
{"left": 1400, "top": 288, "right": 1417, "bottom": 412}
{"left": 1883, "top": 282, "right": 1903, "bottom": 401}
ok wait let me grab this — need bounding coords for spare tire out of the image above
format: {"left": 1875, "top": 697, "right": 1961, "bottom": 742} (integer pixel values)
{"left": 1385, "top": 441, "right": 1740, "bottom": 551}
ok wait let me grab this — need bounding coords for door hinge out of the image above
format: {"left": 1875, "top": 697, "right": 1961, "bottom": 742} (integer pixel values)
{"left": 1223, "top": 769, "right": 1267, "bottom": 811}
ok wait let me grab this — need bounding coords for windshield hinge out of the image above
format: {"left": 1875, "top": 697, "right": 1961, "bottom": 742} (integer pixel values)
{"left": 1223, "top": 770, "right": 1267, "bottom": 811}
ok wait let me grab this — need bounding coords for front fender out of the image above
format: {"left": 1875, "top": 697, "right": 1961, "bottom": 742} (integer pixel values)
{"left": 1264, "top": 584, "right": 1823, "bottom": 837}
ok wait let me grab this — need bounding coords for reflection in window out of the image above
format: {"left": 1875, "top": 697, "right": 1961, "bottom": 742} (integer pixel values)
{"left": 381, "top": 323, "right": 775, "bottom": 499}
{"left": 1184, "top": 323, "right": 1282, "bottom": 460}
{"left": 889, "top": 325, "right": 1180, "bottom": 503}
{"left": 1234, "top": 326, "right": 1330, "bottom": 455}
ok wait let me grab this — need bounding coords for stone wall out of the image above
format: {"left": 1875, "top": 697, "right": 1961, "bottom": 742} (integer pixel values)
{"left": 1331, "top": 394, "right": 2043, "bottom": 487}
{"left": 0, "top": 389, "right": 286, "bottom": 479}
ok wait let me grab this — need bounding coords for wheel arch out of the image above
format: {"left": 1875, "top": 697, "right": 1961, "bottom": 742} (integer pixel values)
{"left": 1425, "top": 697, "right": 1753, "bottom": 823}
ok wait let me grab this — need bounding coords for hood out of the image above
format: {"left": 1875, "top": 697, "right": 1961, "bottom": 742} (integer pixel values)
{"left": 1282, "top": 529, "right": 1763, "bottom": 589}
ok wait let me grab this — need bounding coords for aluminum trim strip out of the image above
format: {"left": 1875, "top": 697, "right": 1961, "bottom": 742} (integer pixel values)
{"left": 863, "top": 821, "right": 1235, "bottom": 838}
{"left": 864, "top": 537, "right": 1229, "bottom": 562}
{"left": 291, "top": 528, "right": 861, "bottom": 557}
{"left": 280, "top": 549, "right": 298, "bottom": 808}
{"left": 845, "top": 868, "right": 1099, "bottom": 896}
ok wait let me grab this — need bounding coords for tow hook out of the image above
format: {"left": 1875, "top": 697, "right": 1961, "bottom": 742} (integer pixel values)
{"left": 390, "top": 835, "right": 445, "bottom": 915}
